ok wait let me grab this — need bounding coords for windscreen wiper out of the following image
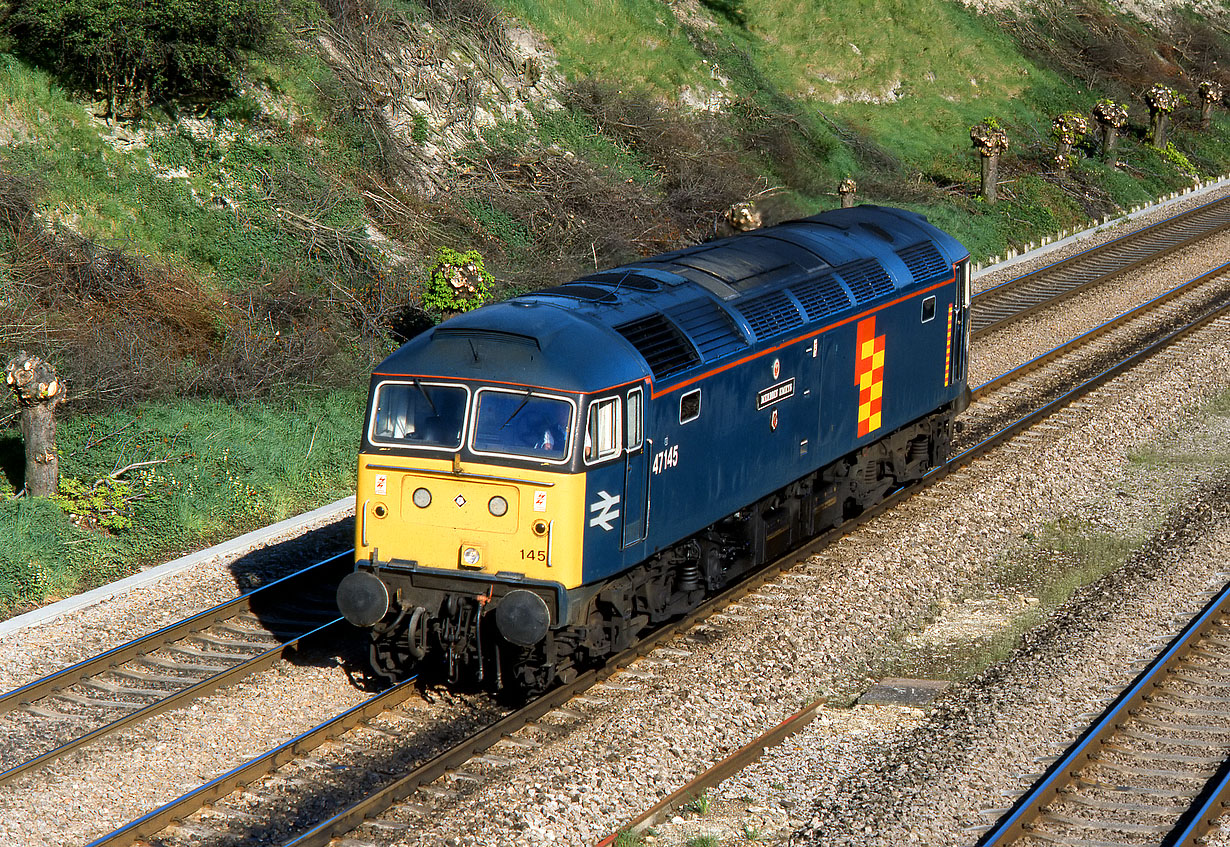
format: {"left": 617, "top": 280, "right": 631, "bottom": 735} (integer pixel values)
{"left": 413, "top": 379, "right": 438, "bottom": 416}
{"left": 499, "top": 390, "right": 533, "bottom": 429}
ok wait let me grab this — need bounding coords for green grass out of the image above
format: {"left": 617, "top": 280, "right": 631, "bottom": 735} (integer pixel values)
{"left": 500, "top": 0, "right": 713, "bottom": 96}
{"left": 0, "top": 389, "right": 363, "bottom": 616}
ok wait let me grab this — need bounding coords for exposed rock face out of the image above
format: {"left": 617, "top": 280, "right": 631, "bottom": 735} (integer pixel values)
{"left": 313, "top": 12, "right": 567, "bottom": 195}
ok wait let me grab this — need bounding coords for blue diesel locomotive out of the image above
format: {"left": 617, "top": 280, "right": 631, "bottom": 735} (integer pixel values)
{"left": 337, "top": 205, "right": 970, "bottom": 692}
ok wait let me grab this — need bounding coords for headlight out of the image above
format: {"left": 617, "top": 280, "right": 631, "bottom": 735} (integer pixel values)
{"left": 461, "top": 546, "right": 481, "bottom": 566}
{"left": 488, "top": 496, "right": 508, "bottom": 517}
{"left": 412, "top": 487, "right": 431, "bottom": 508}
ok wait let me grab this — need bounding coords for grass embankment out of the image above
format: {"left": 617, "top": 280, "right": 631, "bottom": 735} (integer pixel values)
{"left": 0, "top": 390, "right": 362, "bottom": 616}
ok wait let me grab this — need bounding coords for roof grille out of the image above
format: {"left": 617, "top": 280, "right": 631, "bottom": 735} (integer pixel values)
{"left": 895, "top": 242, "right": 949, "bottom": 282}
{"left": 838, "top": 258, "right": 894, "bottom": 304}
{"left": 734, "top": 290, "right": 804, "bottom": 341}
{"left": 538, "top": 284, "right": 619, "bottom": 302}
{"left": 667, "top": 298, "right": 747, "bottom": 362}
{"left": 788, "top": 274, "right": 851, "bottom": 322}
{"left": 614, "top": 313, "right": 700, "bottom": 378}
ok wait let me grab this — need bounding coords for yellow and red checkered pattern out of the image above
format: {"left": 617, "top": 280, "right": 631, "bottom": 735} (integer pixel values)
{"left": 855, "top": 316, "right": 885, "bottom": 437}
{"left": 945, "top": 303, "right": 954, "bottom": 386}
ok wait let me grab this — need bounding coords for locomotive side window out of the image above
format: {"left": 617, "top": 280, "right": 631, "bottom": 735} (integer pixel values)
{"left": 471, "top": 389, "right": 573, "bottom": 462}
{"left": 585, "top": 397, "right": 622, "bottom": 463}
{"left": 370, "top": 381, "right": 468, "bottom": 450}
{"left": 921, "top": 295, "right": 936, "bottom": 323}
{"left": 626, "top": 388, "right": 643, "bottom": 451}
{"left": 680, "top": 389, "right": 701, "bottom": 424}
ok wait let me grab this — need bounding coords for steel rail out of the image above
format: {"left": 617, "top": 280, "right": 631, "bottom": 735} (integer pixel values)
{"left": 0, "top": 551, "right": 350, "bottom": 715}
{"left": 976, "top": 577, "right": 1230, "bottom": 845}
{"left": 83, "top": 674, "right": 422, "bottom": 847}
{"left": 969, "top": 194, "right": 1230, "bottom": 337}
{"left": 971, "top": 261, "right": 1230, "bottom": 402}
{"left": 0, "top": 552, "right": 350, "bottom": 789}
{"left": 1164, "top": 759, "right": 1230, "bottom": 847}
{"left": 0, "top": 617, "right": 345, "bottom": 789}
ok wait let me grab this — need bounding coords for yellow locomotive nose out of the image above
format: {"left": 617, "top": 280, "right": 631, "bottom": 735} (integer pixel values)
{"left": 355, "top": 456, "right": 585, "bottom": 588}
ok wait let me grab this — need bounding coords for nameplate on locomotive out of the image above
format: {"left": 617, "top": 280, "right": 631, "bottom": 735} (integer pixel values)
{"left": 756, "top": 378, "right": 795, "bottom": 410}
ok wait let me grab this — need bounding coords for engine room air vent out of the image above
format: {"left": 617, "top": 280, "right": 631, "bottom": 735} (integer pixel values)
{"left": 837, "top": 258, "right": 895, "bottom": 304}
{"left": 895, "top": 241, "right": 949, "bottom": 283}
{"left": 788, "top": 273, "right": 851, "bottom": 323}
{"left": 614, "top": 313, "right": 701, "bottom": 378}
{"left": 734, "top": 290, "right": 804, "bottom": 342}
{"left": 538, "top": 284, "right": 620, "bottom": 302}
{"left": 584, "top": 271, "right": 662, "bottom": 292}
{"left": 667, "top": 298, "right": 747, "bottom": 362}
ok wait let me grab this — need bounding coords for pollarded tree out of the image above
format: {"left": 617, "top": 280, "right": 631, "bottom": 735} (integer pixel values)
{"left": 4, "top": 0, "right": 277, "bottom": 119}
{"left": 5, "top": 352, "right": 64, "bottom": 497}
{"left": 970, "top": 119, "right": 1009, "bottom": 204}
{"left": 1199, "top": 80, "right": 1224, "bottom": 129}
{"left": 1144, "top": 84, "right": 1180, "bottom": 148}
{"left": 1092, "top": 99, "right": 1128, "bottom": 164}
{"left": 1050, "top": 111, "right": 1088, "bottom": 176}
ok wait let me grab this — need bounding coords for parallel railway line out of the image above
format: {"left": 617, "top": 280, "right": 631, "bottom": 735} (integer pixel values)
{"left": 2, "top": 196, "right": 1227, "bottom": 845}
{"left": 968, "top": 194, "right": 1230, "bottom": 337}
{"left": 974, "top": 576, "right": 1230, "bottom": 847}
{"left": 0, "top": 554, "right": 348, "bottom": 790}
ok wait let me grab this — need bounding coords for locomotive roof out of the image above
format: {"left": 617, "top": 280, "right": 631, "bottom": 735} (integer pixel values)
{"left": 376, "top": 205, "right": 968, "bottom": 393}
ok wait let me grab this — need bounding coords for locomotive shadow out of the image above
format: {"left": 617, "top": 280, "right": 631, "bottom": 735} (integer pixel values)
{"left": 0, "top": 434, "right": 24, "bottom": 493}
{"left": 226, "top": 518, "right": 358, "bottom": 672}
{"left": 193, "top": 702, "right": 499, "bottom": 844}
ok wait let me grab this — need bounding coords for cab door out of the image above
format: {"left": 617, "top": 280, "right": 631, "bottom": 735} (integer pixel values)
{"left": 622, "top": 386, "right": 648, "bottom": 547}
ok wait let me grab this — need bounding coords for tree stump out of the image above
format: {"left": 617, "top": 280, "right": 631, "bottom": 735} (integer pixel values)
{"left": 970, "top": 120, "right": 1009, "bottom": 204}
{"left": 714, "top": 201, "right": 763, "bottom": 238}
{"left": 838, "top": 177, "right": 858, "bottom": 208}
{"left": 5, "top": 352, "right": 64, "bottom": 497}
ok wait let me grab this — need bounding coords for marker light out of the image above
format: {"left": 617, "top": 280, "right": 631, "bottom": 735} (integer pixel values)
{"left": 461, "top": 546, "right": 481, "bottom": 566}
{"left": 488, "top": 496, "right": 509, "bottom": 517}
{"left": 412, "top": 487, "right": 431, "bottom": 508}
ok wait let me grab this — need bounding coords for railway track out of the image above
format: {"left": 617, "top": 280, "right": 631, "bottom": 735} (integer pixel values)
{"left": 80, "top": 257, "right": 1230, "bottom": 847}
{"left": 5, "top": 197, "right": 1226, "bottom": 845}
{"left": 0, "top": 553, "right": 349, "bottom": 791}
{"left": 974, "top": 576, "right": 1230, "bottom": 847}
{"left": 969, "top": 194, "right": 1230, "bottom": 337}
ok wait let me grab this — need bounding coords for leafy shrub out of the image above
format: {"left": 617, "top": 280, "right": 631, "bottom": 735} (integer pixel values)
{"left": 4, "top": 0, "right": 278, "bottom": 117}
{"left": 52, "top": 477, "right": 135, "bottom": 531}
{"left": 421, "top": 248, "right": 494, "bottom": 318}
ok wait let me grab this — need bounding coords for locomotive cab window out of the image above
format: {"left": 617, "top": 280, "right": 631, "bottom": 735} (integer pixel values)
{"left": 585, "top": 397, "right": 622, "bottom": 463}
{"left": 921, "top": 295, "right": 936, "bottom": 323}
{"left": 680, "top": 389, "right": 701, "bottom": 424}
{"left": 470, "top": 389, "right": 573, "bottom": 462}
{"left": 626, "top": 388, "right": 644, "bottom": 451}
{"left": 370, "top": 381, "right": 468, "bottom": 450}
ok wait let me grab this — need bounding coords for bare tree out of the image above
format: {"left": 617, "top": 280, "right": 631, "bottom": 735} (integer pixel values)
{"left": 6, "top": 351, "right": 64, "bottom": 497}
